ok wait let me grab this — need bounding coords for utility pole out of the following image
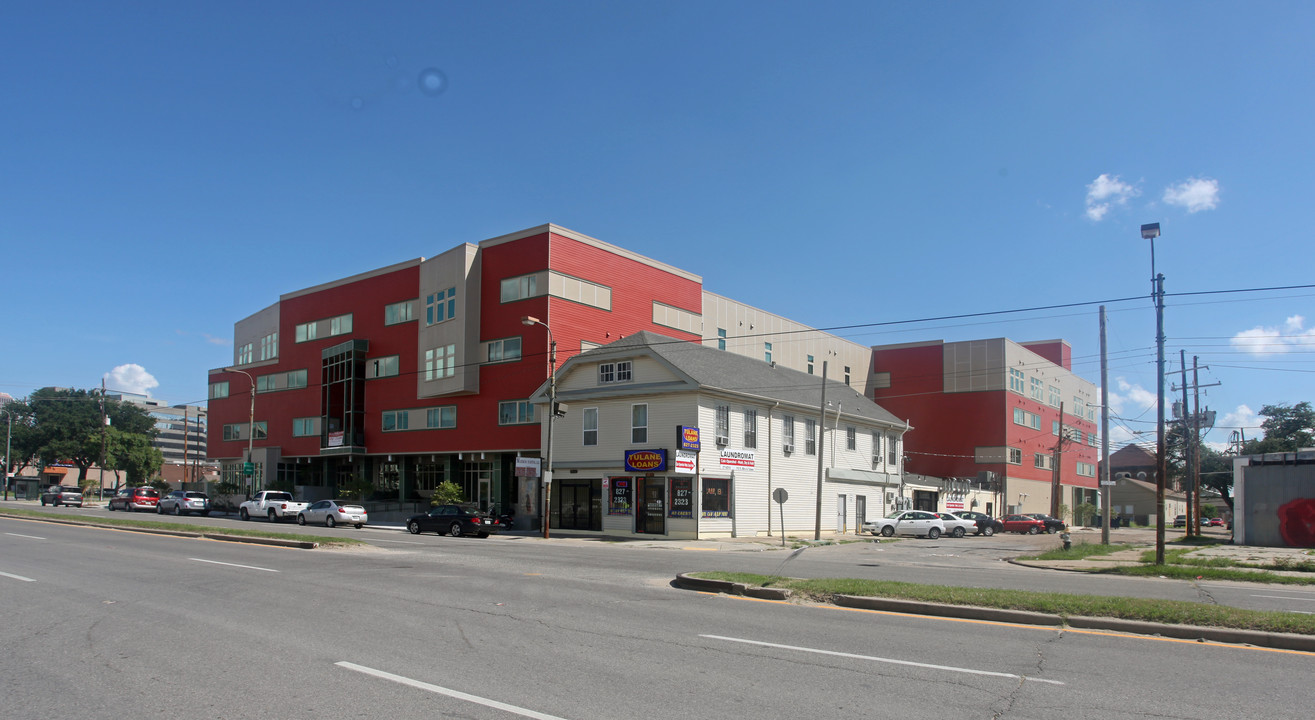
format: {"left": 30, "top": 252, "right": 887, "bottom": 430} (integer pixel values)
{"left": 1180, "top": 350, "right": 1193, "bottom": 536}
{"left": 1100, "top": 306, "right": 1111, "bottom": 545}
{"left": 99, "top": 378, "right": 107, "bottom": 496}
{"left": 183, "top": 405, "right": 190, "bottom": 487}
{"left": 1171, "top": 357, "right": 1220, "bottom": 538}
{"left": 813, "top": 361, "right": 828, "bottom": 541}
{"left": 1192, "top": 357, "right": 1212, "bottom": 533}
{"left": 1142, "top": 222, "right": 1166, "bottom": 565}
{"left": 1050, "top": 402, "right": 1066, "bottom": 519}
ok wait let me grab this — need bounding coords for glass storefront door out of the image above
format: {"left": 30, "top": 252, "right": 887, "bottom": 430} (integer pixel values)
{"left": 636, "top": 477, "right": 665, "bottom": 535}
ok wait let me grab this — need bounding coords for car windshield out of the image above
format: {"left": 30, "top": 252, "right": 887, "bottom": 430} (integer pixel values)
{"left": 137, "top": 488, "right": 160, "bottom": 497}
{"left": 185, "top": 492, "right": 208, "bottom": 499}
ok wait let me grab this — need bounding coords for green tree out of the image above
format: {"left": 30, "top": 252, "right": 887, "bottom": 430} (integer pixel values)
{"left": 1242, "top": 402, "right": 1315, "bottom": 454}
{"left": 1, "top": 400, "right": 39, "bottom": 477}
{"left": 27, "top": 387, "right": 158, "bottom": 484}
{"left": 1198, "top": 444, "right": 1235, "bottom": 512}
{"left": 105, "top": 427, "right": 164, "bottom": 486}
{"left": 430, "top": 480, "right": 466, "bottom": 506}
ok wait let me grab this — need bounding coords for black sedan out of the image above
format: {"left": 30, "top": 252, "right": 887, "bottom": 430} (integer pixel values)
{"left": 406, "top": 504, "right": 499, "bottom": 538}
{"left": 954, "top": 511, "right": 1003, "bottom": 536}
{"left": 1025, "top": 513, "right": 1067, "bottom": 533}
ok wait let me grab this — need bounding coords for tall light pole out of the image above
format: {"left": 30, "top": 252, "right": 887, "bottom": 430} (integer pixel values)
{"left": 1142, "top": 222, "right": 1167, "bottom": 565}
{"left": 521, "top": 316, "right": 556, "bottom": 539}
{"left": 3, "top": 407, "right": 12, "bottom": 501}
{"left": 223, "top": 366, "right": 256, "bottom": 496}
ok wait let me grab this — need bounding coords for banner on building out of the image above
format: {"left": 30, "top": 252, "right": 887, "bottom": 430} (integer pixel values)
{"left": 674, "top": 450, "right": 696, "bottom": 475}
{"left": 515, "top": 456, "right": 541, "bottom": 477}
{"left": 718, "top": 448, "right": 755, "bottom": 468}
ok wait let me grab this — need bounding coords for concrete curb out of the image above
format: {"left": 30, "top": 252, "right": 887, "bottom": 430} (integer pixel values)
{"left": 0, "top": 511, "right": 320, "bottom": 549}
{"left": 674, "top": 574, "right": 1315, "bottom": 652}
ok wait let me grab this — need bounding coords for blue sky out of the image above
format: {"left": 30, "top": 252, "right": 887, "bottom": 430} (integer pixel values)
{"left": 3, "top": 1, "right": 1312, "bottom": 451}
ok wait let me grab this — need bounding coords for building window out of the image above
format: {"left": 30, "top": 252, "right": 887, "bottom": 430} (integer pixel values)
{"left": 888, "top": 433, "right": 899, "bottom": 465}
{"left": 743, "top": 409, "right": 757, "bottom": 449}
{"left": 237, "top": 343, "right": 253, "bottom": 365}
{"left": 1013, "top": 408, "right": 1040, "bottom": 430}
{"left": 1089, "top": 432, "right": 1098, "bottom": 447}
{"left": 1087, "top": 404, "right": 1097, "bottom": 422}
{"left": 425, "top": 406, "right": 456, "bottom": 429}
{"left": 498, "top": 401, "right": 536, "bottom": 425}
{"left": 487, "top": 337, "right": 522, "bottom": 363}
{"left": 583, "top": 408, "right": 598, "bottom": 446}
{"left": 286, "top": 369, "right": 307, "bottom": 389}
{"left": 1007, "top": 447, "right": 1022, "bottom": 465}
{"left": 782, "top": 415, "right": 795, "bottom": 451}
{"left": 716, "top": 405, "right": 730, "bottom": 445}
{"left": 368, "top": 356, "right": 400, "bottom": 379}
{"left": 807, "top": 355, "right": 814, "bottom": 374}
{"left": 717, "top": 328, "right": 726, "bottom": 351}
{"left": 846, "top": 426, "right": 856, "bottom": 451}
{"left": 256, "top": 373, "right": 276, "bottom": 393}
{"left": 425, "top": 344, "right": 456, "bottom": 380}
{"left": 764, "top": 342, "right": 773, "bottom": 363}
{"left": 805, "top": 419, "right": 817, "bottom": 455}
{"left": 385, "top": 300, "right": 414, "bottom": 325}
{"left": 426, "top": 288, "right": 456, "bottom": 325}
{"left": 209, "top": 381, "right": 229, "bottom": 400}
{"left": 1009, "top": 367, "right": 1025, "bottom": 394}
{"left": 223, "top": 424, "right": 241, "bottom": 441}
{"left": 1034, "top": 452, "right": 1050, "bottom": 470}
{"left": 1030, "top": 377, "right": 1044, "bottom": 401}
{"left": 844, "top": 366, "right": 851, "bottom": 386}
{"left": 500, "top": 274, "right": 538, "bottom": 303}
{"left": 292, "top": 417, "right": 316, "bottom": 437}
{"left": 599, "top": 361, "right": 633, "bottom": 384}
{"left": 295, "top": 322, "right": 317, "bottom": 343}
{"left": 382, "top": 410, "right": 410, "bottom": 432}
{"left": 1076, "top": 461, "right": 1096, "bottom": 477}
{"left": 329, "top": 314, "right": 352, "bottom": 336}
{"left": 631, "top": 404, "right": 648, "bottom": 443}
{"left": 252, "top": 421, "right": 267, "bottom": 440}
{"left": 1049, "top": 385, "right": 1061, "bottom": 407}
{"left": 259, "top": 332, "right": 278, "bottom": 361}
{"left": 1052, "top": 421, "right": 1060, "bottom": 436}
{"left": 1072, "top": 397, "right": 1085, "bottom": 419}
{"left": 872, "top": 431, "right": 882, "bottom": 463}
{"left": 702, "top": 477, "right": 731, "bottom": 518}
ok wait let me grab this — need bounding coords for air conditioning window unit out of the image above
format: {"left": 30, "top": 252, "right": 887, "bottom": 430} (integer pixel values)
{"left": 716, "top": 435, "right": 729, "bottom": 446}
{"left": 783, "top": 443, "right": 794, "bottom": 453}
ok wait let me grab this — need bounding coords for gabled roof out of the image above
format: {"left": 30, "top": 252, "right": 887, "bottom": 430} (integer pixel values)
{"left": 546, "top": 331, "right": 906, "bottom": 428}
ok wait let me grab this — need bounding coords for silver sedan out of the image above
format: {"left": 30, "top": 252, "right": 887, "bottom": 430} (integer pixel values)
{"left": 297, "top": 499, "right": 368, "bottom": 529}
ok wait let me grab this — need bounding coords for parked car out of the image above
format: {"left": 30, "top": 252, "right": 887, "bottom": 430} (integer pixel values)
{"left": 862, "top": 510, "right": 946, "bottom": 539}
{"left": 954, "top": 511, "right": 1003, "bottom": 536}
{"left": 405, "top": 504, "right": 499, "bottom": 537}
{"left": 999, "top": 514, "right": 1046, "bottom": 534}
{"left": 1172, "top": 514, "right": 1187, "bottom": 527}
{"left": 1025, "top": 513, "right": 1066, "bottom": 534}
{"left": 1208, "top": 517, "right": 1225, "bottom": 527}
{"left": 40, "top": 485, "right": 83, "bottom": 507}
{"left": 298, "top": 499, "right": 368, "bottom": 529}
{"left": 157, "top": 491, "right": 211, "bottom": 516}
{"left": 934, "top": 512, "right": 978, "bottom": 538}
{"left": 107, "top": 486, "right": 160, "bottom": 512}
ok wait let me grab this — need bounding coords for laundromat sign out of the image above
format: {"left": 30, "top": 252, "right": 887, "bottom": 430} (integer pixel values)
{"left": 624, "top": 449, "right": 668, "bottom": 472}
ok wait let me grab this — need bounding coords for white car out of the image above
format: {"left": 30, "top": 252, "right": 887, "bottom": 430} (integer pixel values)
{"left": 935, "top": 512, "right": 978, "bottom": 538}
{"left": 862, "top": 510, "right": 946, "bottom": 539}
{"left": 297, "top": 499, "right": 368, "bottom": 529}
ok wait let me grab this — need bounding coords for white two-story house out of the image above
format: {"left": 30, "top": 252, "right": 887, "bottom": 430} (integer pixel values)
{"left": 525, "top": 331, "right": 910, "bottom": 539}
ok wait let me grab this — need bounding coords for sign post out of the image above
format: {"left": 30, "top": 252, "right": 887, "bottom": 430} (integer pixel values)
{"left": 772, "top": 487, "right": 788, "bottom": 547}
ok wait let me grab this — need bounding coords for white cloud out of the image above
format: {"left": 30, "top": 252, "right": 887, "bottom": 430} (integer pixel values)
{"left": 1162, "top": 177, "right": 1219, "bottom": 213}
{"left": 104, "top": 364, "right": 159, "bottom": 395}
{"left": 1111, "top": 378, "right": 1156, "bottom": 416}
{"left": 1230, "top": 314, "right": 1315, "bottom": 356}
{"left": 1084, "top": 173, "right": 1139, "bottom": 221}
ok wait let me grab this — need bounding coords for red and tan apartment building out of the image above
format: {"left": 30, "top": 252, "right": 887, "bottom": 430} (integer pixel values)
{"left": 869, "top": 338, "right": 1101, "bottom": 517}
{"left": 206, "top": 224, "right": 872, "bottom": 527}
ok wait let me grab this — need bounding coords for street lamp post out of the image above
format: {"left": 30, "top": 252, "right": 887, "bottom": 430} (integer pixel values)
{"left": 521, "top": 315, "right": 556, "bottom": 539}
{"left": 3, "top": 408, "right": 12, "bottom": 501}
{"left": 223, "top": 366, "right": 257, "bottom": 496}
{"left": 1142, "top": 222, "right": 1167, "bottom": 565}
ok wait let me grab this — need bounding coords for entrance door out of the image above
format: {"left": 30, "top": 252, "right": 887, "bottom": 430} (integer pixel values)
{"left": 855, "top": 495, "right": 866, "bottom": 531}
{"left": 836, "top": 494, "right": 847, "bottom": 533}
{"left": 636, "top": 478, "right": 665, "bottom": 534}
{"left": 477, "top": 478, "right": 491, "bottom": 512}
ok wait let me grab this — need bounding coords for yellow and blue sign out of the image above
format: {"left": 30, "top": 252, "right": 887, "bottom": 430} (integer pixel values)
{"left": 624, "top": 449, "right": 668, "bottom": 472}
{"left": 677, "top": 425, "right": 701, "bottom": 451}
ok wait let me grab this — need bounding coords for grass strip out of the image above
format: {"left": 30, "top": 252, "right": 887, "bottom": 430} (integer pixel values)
{"left": 1017, "top": 543, "right": 1127, "bottom": 561}
{"left": 0, "top": 508, "right": 364, "bottom": 546}
{"left": 691, "top": 571, "right": 1315, "bottom": 635}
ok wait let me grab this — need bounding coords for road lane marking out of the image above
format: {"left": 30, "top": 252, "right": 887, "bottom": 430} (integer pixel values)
{"left": 700, "top": 634, "right": 1064, "bottom": 685}
{"left": 1252, "top": 594, "right": 1315, "bottom": 602}
{"left": 189, "top": 558, "right": 278, "bottom": 572}
{"left": 0, "top": 571, "right": 36, "bottom": 582}
{"left": 5, "top": 533, "right": 45, "bottom": 540}
{"left": 335, "top": 661, "right": 572, "bottom": 719}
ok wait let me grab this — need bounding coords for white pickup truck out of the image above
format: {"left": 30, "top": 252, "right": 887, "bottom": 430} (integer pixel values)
{"left": 239, "top": 491, "right": 309, "bottom": 523}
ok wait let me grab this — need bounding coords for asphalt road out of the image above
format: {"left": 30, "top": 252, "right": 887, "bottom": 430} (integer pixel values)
{"left": 2, "top": 512, "right": 1312, "bottom": 720}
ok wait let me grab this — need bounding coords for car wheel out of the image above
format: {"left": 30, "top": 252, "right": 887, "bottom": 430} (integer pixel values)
{"left": 296, "top": 514, "right": 306, "bottom": 526}
{"left": 175, "top": 505, "right": 183, "bottom": 516}
{"left": 927, "top": 527, "right": 941, "bottom": 540}
{"left": 354, "top": 524, "right": 363, "bottom": 529}
{"left": 325, "top": 515, "right": 336, "bottom": 528}
{"left": 952, "top": 527, "right": 965, "bottom": 538}
{"left": 1046, "top": 526, "right": 1056, "bottom": 534}
{"left": 449, "top": 522, "right": 463, "bottom": 537}
{"left": 41, "top": 499, "right": 47, "bottom": 506}
{"left": 268, "top": 510, "right": 278, "bottom": 522}
{"left": 1028, "top": 526, "right": 1040, "bottom": 535}
{"left": 407, "top": 521, "right": 421, "bottom": 535}
{"left": 880, "top": 525, "right": 895, "bottom": 537}
{"left": 983, "top": 525, "right": 994, "bottom": 537}
{"left": 199, "top": 511, "right": 209, "bottom": 517}
{"left": 240, "top": 508, "right": 250, "bottom": 521}
{"left": 157, "top": 504, "right": 164, "bottom": 514}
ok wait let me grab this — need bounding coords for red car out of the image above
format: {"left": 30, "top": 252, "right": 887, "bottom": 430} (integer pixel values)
{"left": 999, "top": 514, "right": 1047, "bottom": 534}
{"left": 1208, "top": 517, "right": 1225, "bottom": 527}
{"left": 108, "top": 486, "right": 161, "bottom": 512}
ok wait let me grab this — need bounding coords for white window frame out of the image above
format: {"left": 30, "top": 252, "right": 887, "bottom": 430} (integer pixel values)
{"left": 583, "top": 408, "right": 598, "bottom": 446}
{"left": 425, "top": 344, "right": 456, "bottom": 380}
{"left": 782, "top": 415, "right": 795, "bottom": 452}
{"left": 715, "top": 405, "right": 730, "bottom": 445}
{"left": 631, "top": 403, "right": 648, "bottom": 444}
{"left": 426, "top": 288, "right": 456, "bottom": 325}
{"left": 805, "top": 418, "right": 817, "bottom": 455}
{"left": 743, "top": 409, "right": 757, "bottom": 449}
